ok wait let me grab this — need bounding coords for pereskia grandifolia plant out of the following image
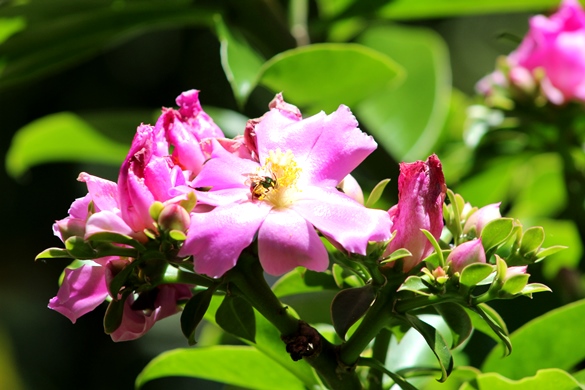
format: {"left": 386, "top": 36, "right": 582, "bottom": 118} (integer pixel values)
{"left": 38, "top": 90, "right": 562, "bottom": 389}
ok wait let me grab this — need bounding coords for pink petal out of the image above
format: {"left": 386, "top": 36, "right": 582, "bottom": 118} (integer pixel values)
{"left": 77, "top": 173, "right": 118, "bottom": 212}
{"left": 257, "top": 208, "right": 329, "bottom": 276}
{"left": 48, "top": 263, "right": 109, "bottom": 323}
{"left": 85, "top": 210, "right": 135, "bottom": 238}
{"left": 292, "top": 187, "right": 392, "bottom": 256}
{"left": 256, "top": 104, "right": 376, "bottom": 188}
{"left": 179, "top": 202, "right": 271, "bottom": 278}
{"left": 119, "top": 167, "right": 156, "bottom": 232}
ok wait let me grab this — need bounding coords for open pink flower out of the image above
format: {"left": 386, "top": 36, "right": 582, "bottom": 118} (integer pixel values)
{"left": 180, "top": 97, "right": 391, "bottom": 277}
{"left": 479, "top": 0, "right": 585, "bottom": 104}
{"left": 384, "top": 155, "right": 446, "bottom": 273}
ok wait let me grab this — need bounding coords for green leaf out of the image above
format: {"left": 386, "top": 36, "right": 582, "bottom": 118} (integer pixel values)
{"left": 88, "top": 232, "right": 146, "bottom": 251}
{"left": 107, "top": 259, "right": 142, "bottom": 298}
{"left": 434, "top": 303, "right": 472, "bottom": 348}
{"left": 35, "top": 247, "right": 73, "bottom": 261}
{"left": 272, "top": 268, "right": 337, "bottom": 298}
{"left": 482, "top": 299, "right": 585, "bottom": 379}
{"left": 471, "top": 303, "right": 511, "bottom": 357}
{"left": 214, "top": 14, "right": 264, "bottom": 109}
{"left": 480, "top": 218, "right": 515, "bottom": 257}
{"left": 460, "top": 263, "right": 495, "bottom": 287}
{"left": 356, "top": 24, "right": 451, "bottom": 161}
{"left": 64, "top": 236, "right": 96, "bottom": 259}
{"left": 520, "top": 283, "right": 552, "bottom": 296}
{"left": 0, "top": 16, "right": 25, "bottom": 45}
{"left": 331, "top": 284, "right": 376, "bottom": 339}
{"left": 0, "top": 0, "right": 215, "bottom": 90}
{"left": 180, "top": 288, "right": 216, "bottom": 346}
{"left": 500, "top": 274, "right": 530, "bottom": 296}
{"left": 519, "top": 227, "right": 545, "bottom": 257}
{"left": 359, "top": 357, "right": 418, "bottom": 390}
{"left": 382, "top": 248, "right": 413, "bottom": 265}
{"left": 397, "top": 276, "right": 431, "bottom": 296}
{"left": 135, "top": 346, "right": 307, "bottom": 390}
{"left": 365, "top": 178, "right": 391, "bottom": 208}
{"left": 215, "top": 294, "right": 256, "bottom": 343}
{"left": 203, "top": 296, "right": 322, "bottom": 388}
{"left": 405, "top": 314, "right": 453, "bottom": 382}
{"left": 6, "top": 112, "right": 130, "bottom": 178}
{"left": 258, "top": 43, "right": 403, "bottom": 113}
{"left": 103, "top": 290, "right": 131, "bottom": 334}
{"left": 421, "top": 229, "right": 445, "bottom": 267}
{"left": 377, "top": 0, "right": 565, "bottom": 19}
{"left": 475, "top": 368, "right": 582, "bottom": 390}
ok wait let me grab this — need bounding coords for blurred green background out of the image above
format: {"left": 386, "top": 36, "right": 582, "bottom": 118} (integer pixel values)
{"left": 0, "top": 1, "right": 574, "bottom": 389}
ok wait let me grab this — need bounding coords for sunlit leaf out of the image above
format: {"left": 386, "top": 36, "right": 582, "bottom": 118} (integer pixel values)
{"left": 482, "top": 299, "right": 585, "bottom": 379}
{"left": 135, "top": 346, "right": 306, "bottom": 390}
{"left": 6, "top": 112, "right": 131, "bottom": 178}
{"left": 356, "top": 24, "right": 451, "bottom": 161}
{"left": 475, "top": 368, "right": 582, "bottom": 390}
{"left": 259, "top": 43, "right": 403, "bottom": 114}
{"left": 215, "top": 14, "right": 264, "bottom": 109}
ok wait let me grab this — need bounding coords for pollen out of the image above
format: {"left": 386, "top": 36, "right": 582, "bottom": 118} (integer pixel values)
{"left": 247, "top": 149, "right": 301, "bottom": 208}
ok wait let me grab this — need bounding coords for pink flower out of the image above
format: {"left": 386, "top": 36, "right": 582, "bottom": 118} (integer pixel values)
{"left": 447, "top": 238, "right": 486, "bottom": 274}
{"left": 480, "top": 0, "right": 585, "bottom": 104}
{"left": 463, "top": 203, "right": 502, "bottom": 236}
{"left": 180, "top": 97, "right": 391, "bottom": 277}
{"left": 384, "top": 155, "right": 446, "bottom": 273}
{"left": 48, "top": 260, "right": 110, "bottom": 323}
{"left": 110, "top": 284, "right": 192, "bottom": 342}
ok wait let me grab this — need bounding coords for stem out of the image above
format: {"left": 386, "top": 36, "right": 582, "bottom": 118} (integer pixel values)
{"left": 339, "top": 284, "right": 393, "bottom": 366}
{"left": 289, "top": 0, "right": 310, "bottom": 46}
{"left": 227, "top": 254, "right": 362, "bottom": 389}
{"left": 367, "top": 328, "right": 392, "bottom": 390}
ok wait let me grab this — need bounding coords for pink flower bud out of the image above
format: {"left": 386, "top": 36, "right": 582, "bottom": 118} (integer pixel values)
{"left": 384, "top": 154, "right": 446, "bottom": 272}
{"left": 337, "top": 174, "right": 364, "bottom": 205}
{"left": 463, "top": 203, "right": 501, "bottom": 236}
{"left": 157, "top": 203, "right": 191, "bottom": 232}
{"left": 447, "top": 238, "right": 486, "bottom": 274}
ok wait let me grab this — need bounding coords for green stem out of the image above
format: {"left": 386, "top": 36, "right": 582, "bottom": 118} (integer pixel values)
{"left": 367, "top": 328, "right": 392, "bottom": 390}
{"left": 161, "top": 266, "right": 217, "bottom": 288}
{"left": 227, "top": 254, "right": 362, "bottom": 389}
{"left": 289, "top": 0, "right": 309, "bottom": 46}
{"left": 339, "top": 284, "right": 393, "bottom": 366}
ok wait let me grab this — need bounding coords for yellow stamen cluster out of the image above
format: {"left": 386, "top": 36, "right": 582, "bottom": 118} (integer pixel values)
{"left": 248, "top": 149, "right": 301, "bottom": 209}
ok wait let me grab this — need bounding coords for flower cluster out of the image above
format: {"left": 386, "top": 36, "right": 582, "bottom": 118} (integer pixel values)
{"left": 478, "top": 0, "right": 585, "bottom": 106}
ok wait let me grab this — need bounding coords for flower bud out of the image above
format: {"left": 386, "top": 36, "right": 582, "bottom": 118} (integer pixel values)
{"left": 447, "top": 238, "right": 486, "bottom": 274}
{"left": 463, "top": 203, "right": 501, "bottom": 236}
{"left": 337, "top": 174, "right": 364, "bottom": 205}
{"left": 157, "top": 204, "right": 191, "bottom": 232}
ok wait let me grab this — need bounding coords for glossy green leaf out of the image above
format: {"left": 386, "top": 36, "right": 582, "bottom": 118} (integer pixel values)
{"left": 365, "top": 178, "right": 390, "bottom": 208}
{"left": 382, "top": 248, "right": 413, "bottom": 265}
{"left": 405, "top": 314, "right": 453, "bottom": 382}
{"left": 434, "top": 303, "right": 472, "bottom": 348}
{"left": 215, "top": 15, "right": 264, "bottom": 109}
{"left": 215, "top": 295, "right": 256, "bottom": 343}
{"left": 460, "top": 263, "right": 495, "bottom": 287}
{"left": 480, "top": 218, "right": 515, "bottom": 257}
{"left": 272, "top": 268, "right": 337, "bottom": 298}
{"left": 0, "top": 0, "right": 214, "bottom": 89}
{"left": 377, "top": 0, "right": 564, "bottom": 20}
{"left": 88, "top": 232, "right": 146, "bottom": 251}
{"left": 331, "top": 285, "right": 376, "bottom": 339}
{"left": 397, "top": 276, "right": 431, "bottom": 296}
{"left": 135, "top": 346, "right": 306, "bottom": 390}
{"left": 181, "top": 288, "right": 216, "bottom": 346}
{"left": 64, "top": 236, "right": 96, "bottom": 259}
{"left": 6, "top": 112, "right": 130, "bottom": 178}
{"left": 475, "top": 368, "right": 582, "bottom": 390}
{"left": 203, "top": 296, "right": 322, "bottom": 388}
{"left": 259, "top": 43, "right": 403, "bottom": 114}
{"left": 520, "top": 283, "right": 552, "bottom": 296}
{"left": 519, "top": 227, "right": 545, "bottom": 257}
{"left": 482, "top": 299, "right": 585, "bottom": 379}
{"left": 103, "top": 290, "right": 131, "bottom": 334}
{"left": 356, "top": 24, "right": 451, "bottom": 161}
{"left": 35, "top": 247, "right": 73, "bottom": 261}
{"left": 471, "top": 304, "right": 511, "bottom": 356}
{"left": 0, "top": 16, "right": 25, "bottom": 45}
{"left": 500, "top": 274, "right": 530, "bottom": 296}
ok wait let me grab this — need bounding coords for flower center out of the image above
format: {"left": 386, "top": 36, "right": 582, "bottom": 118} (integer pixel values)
{"left": 247, "top": 149, "right": 301, "bottom": 209}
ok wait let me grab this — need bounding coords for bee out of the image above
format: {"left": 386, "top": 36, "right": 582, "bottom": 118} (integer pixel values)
{"left": 246, "top": 173, "right": 278, "bottom": 199}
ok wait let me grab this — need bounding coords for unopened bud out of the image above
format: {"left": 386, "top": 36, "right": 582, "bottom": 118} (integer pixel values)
{"left": 447, "top": 238, "right": 486, "bottom": 274}
{"left": 157, "top": 204, "right": 191, "bottom": 232}
{"left": 463, "top": 203, "right": 501, "bottom": 236}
